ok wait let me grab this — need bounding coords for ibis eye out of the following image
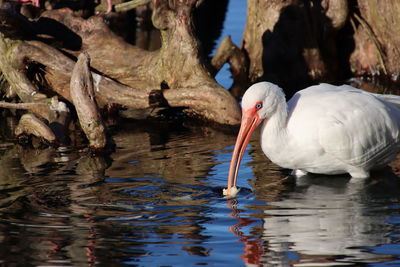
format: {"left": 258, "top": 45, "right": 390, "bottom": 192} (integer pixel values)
{"left": 255, "top": 103, "right": 263, "bottom": 109}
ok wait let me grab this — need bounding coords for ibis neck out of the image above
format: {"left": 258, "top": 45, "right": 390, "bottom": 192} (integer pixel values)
{"left": 263, "top": 103, "right": 288, "bottom": 134}
{"left": 260, "top": 102, "right": 289, "bottom": 151}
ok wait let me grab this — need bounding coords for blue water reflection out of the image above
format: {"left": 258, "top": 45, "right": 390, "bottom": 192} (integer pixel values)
{"left": 0, "top": 123, "right": 400, "bottom": 265}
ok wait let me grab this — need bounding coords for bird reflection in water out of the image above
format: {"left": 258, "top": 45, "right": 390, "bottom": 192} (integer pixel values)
{"left": 229, "top": 169, "right": 400, "bottom": 266}
{"left": 227, "top": 198, "right": 264, "bottom": 265}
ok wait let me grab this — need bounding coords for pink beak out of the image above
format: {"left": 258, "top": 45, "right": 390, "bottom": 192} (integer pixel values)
{"left": 226, "top": 108, "right": 263, "bottom": 195}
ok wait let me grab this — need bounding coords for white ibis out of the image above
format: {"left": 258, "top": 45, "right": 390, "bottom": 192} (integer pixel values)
{"left": 224, "top": 82, "right": 400, "bottom": 196}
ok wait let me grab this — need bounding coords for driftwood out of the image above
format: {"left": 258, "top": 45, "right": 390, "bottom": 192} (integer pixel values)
{"left": 0, "top": 101, "right": 47, "bottom": 110}
{"left": 70, "top": 52, "right": 107, "bottom": 150}
{"left": 0, "top": 0, "right": 241, "bottom": 148}
{"left": 15, "top": 113, "right": 57, "bottom": 143}
{"left": 38, "top": 3, "right": 240, "bottom": 125}
{"left": 0, "top": 35, "right": 69, "bottom": 123}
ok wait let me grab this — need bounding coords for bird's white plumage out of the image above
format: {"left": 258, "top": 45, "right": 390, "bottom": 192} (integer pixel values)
{"left": 245, "top": 82, "right": 400, "bottom": 178}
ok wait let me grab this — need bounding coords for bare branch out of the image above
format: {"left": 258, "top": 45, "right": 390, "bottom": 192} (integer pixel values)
{"left": 114, "top": 0, "right": 151, "bottom": 12}
{"left": 0, "top": 101, "right": 47, "bottom": 110}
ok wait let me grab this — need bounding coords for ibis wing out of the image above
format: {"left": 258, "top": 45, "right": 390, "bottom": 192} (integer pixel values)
{"left": 318, "top": 99, "right": 400, "bottom": 168}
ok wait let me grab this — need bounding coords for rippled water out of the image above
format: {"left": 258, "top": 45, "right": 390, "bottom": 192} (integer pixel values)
{"left": 1, "top": 120, "right": 400, "bottom": 266}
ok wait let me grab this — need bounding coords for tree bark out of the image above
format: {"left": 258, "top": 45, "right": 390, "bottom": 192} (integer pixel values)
{"left": 242, "top": 0, "right": 348, "bottom": 93}
{"left": 350, "top": 0, "right": 400, "bottom": 77}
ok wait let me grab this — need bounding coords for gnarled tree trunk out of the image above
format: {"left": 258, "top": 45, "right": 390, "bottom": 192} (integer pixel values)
{"left": 242, "top": 0, "right": 348, "bottom": 94}
{"left": 350, "top": 0, "right": 400, "bottom": 78}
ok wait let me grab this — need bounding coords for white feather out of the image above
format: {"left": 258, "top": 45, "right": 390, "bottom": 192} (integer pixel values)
{"left": 245, "top": 82, "right": 400, "bottom": 178}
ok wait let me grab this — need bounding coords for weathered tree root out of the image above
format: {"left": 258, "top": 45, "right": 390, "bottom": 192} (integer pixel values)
{"left": 212, "top": 35, "right": 249, "bottom": 98}
{"left": 0, "top": 0, "right": 241, "bottom": 152}
{"left": 0, "top": 101, "right": 48, "bottom": 110}
{"left": 13, "top": 40, "right": 153, "bottom": 110}
{"left": 0, "top": 8, "right": 71, "bottom": 145}
{"left": 0, "top": 33, "right": 69, "bottom": 123}
{"left": 15, "top": 113, "right": 57, "bottom": 144}
{"left": 70, "top": 52, "right": 107, "bottom": 150}
{"left": 37, "top": 4, "right": 241, "bottom": 125}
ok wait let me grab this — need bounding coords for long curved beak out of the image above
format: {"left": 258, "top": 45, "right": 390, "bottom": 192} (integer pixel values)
{"left": 226, "top": 108, "right": 263, "bottom": 195}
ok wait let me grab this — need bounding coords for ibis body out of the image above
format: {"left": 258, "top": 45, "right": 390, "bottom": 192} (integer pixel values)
{"left": 226, "top": 82, "right": 400, "bottom": 194}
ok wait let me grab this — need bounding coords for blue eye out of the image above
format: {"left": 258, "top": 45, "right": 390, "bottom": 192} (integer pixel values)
{"left": 255, "top": 103, "right": 263, "bottom": 109}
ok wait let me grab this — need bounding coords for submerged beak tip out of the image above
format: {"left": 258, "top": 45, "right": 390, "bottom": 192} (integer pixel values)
{"left": 223, "top": 186, "right": 240, "bottom": 198}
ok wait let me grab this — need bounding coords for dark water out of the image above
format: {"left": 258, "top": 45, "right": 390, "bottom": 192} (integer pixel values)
{"left": 1, "top": 122, "right": 400, "bottom": 266}
{"left": 1, "top": 2, "right": 400, "bottom": 267}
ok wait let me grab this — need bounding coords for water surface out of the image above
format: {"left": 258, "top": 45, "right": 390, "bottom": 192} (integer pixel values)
{"left": 1, "top": 121, "right": 400, "bottom": 266}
